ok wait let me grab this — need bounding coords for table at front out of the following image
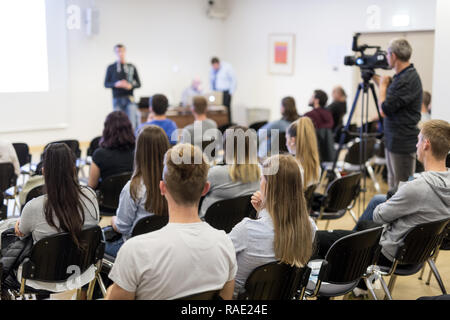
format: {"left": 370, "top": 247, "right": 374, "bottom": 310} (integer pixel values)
{"left": 138, "top": 106, "right": 229, "bottom": 129}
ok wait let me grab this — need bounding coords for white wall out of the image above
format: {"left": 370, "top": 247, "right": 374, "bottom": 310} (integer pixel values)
{"left": 432, "top": 0, "right": 450, "bottom": 121}
{"left": 223, "top": 0, "right": 436, "bottom": 123}
{"left": 1, "top": 0, "right": 226, "bottom": 147}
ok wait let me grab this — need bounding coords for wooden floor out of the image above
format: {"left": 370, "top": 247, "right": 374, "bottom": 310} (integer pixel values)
{"left": 21, "top": 143, "right": 450, "bottom": 300}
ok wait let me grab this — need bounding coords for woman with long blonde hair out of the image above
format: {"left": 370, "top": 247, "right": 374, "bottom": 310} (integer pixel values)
{"left": 106, "top": 125, "right": 170, "bottom": 257}
{"left": 229, "top": 154, "right": 316, "bottom": 297}
{"left": 199, "top": 126, "right": 260, "bottom": 218}
{"left": 286, "top": 116, "right": 321, "bottom": 187}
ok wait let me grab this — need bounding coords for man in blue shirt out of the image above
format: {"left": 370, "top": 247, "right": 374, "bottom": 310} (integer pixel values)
{"left": 210, "top": 57, "right": 237, "bottom": 124}
{"left": 136, "top": 94, "right": 178, "bottom": 145}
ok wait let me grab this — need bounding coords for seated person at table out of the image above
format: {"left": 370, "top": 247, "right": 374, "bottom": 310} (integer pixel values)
{"left": 180, "top": 78, "right": 203, "bottom": 107}
{"left": 88, "top": 111, "right": 135, "bottom": 189}
{"left": 286, "top": 117, "right": 321, "bottom": 188}
{"left": 136, "top": 94, "right": 178, "bottom": 145}
{"left": 106, "top": 144, "right": 237, "bottom": 300}
{"left": 180, "top": 96, "right": 218, "bottom": 153}
{"left": 258, "top": 96, "right": 299, "bottom": 158}
{"left": 229, "top": 154, "right": 317, "bottom": 298}
{"left": 199, "top": 126, "right": 260, "bottom": 219}
{"left": 12, "top": 143, "right": 99, "bottom": 292}
{"left": 315, "top": 119, "right": 450, "bottom": 272}
{"left": 105, "top": 126, "right": 170, "bottom": 257}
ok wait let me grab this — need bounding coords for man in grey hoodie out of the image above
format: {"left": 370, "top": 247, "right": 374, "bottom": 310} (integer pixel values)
{"left": 314, "top": 119, "right": 450, "bottom": 264}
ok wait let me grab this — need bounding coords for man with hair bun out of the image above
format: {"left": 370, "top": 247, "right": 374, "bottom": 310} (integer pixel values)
{"left": 106, "top": 144, "right": 237, "bottom": 300}
{"left": 373, "top": 38, "right": 423, "bottom": 192}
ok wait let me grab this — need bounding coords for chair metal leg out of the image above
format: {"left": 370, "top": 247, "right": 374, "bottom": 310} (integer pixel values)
{"left": 19, "top": 278, "right": 26, "bottom": 296}
{"left": 349, "top": 209, "right": 358, "bottom": 224}
{"left": 76, "top": 288, "right": 83, "bottom": 300}
{"left": 426, "top": 250, "right": 439, "bottom": 285}
{"left": 380, "top": 276, "right": 393, "bottom": 300}
{"left": 418, "top": 265, "right": 426, "bottom": 280}
{"left": 364, "top": 278, "right": 378, "bottom": 300}
{"left": 427, "top": 258, "right": 447, "bottom": 295}
{"left": 385, "top": 275, "right": 397, "bottom": 299}
{"left": 324, "top": 220, "right": 330, "bottom": 230}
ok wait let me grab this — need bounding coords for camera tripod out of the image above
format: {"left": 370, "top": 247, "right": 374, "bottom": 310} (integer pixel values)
{"left": 329, "top": 69, "right": 384, "bottom": 214}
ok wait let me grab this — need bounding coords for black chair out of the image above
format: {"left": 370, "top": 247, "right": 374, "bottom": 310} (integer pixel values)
{"left": 131, "top": 215, "right": 169, "bottom": 238}
{"left": 306, "top": 227, "right": 384, "bottom": 300}
{"left": 311, "top": 172, "right": 361, "bottom": 230}
{"left": 0, "top": 163, "right": 18, "bottom": 217}
{"left": 419, "top": 222, "right": 450, "bottom": 294}
{"left": 238, "top": 261, "right": 311, "bottom": 300}
{"left": 42, "top": 139, "right": 82, "bottom": 159}
{"left": 249, "top": 121, "right": 268, "bottom": 132}
{"left": 201, "top": 138, "right": 216, "bottom": 160}
{"left": 87, "top": 136, "right": 101, "bottom": 158}
{"left": 10, "top": 225, "right": 105, "bottom": 300}
{"left": 177, "top": 289, "right": 222, "bottom": 300}
{"left": 218, "top": 123, "right": 237, "bottom": 134}
{"left": 304, "top": 184, "right": 318, "bottom": 212}
{"left": 23, "top": 185, "right": 46, "bottom": 210}
{"left": 204, "top": 195, "right": 256, "bottom": 233}
{"left": 97, "top": 172, "right": 133, "bottom": 216}
{"left": 12, "top": 143, "right": 33, "bottom": 179}
{"left": 316, "top": 128, "right": 336, "bottom": 163}
{"left": 377, "top": 218, "right": 450, "bottom": 299}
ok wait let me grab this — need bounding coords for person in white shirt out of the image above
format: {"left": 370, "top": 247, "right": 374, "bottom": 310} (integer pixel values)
{"left": 106, "top": 143, "right": 237, "bottom": 300}
{"left": 0, "top": 139, "right": 20, "bottom": 176}
{"left": 210, "top": 57, "right": 237, "bottom": 124}
{"left": 180, "top": 78, "right": 203, "bottom": 107}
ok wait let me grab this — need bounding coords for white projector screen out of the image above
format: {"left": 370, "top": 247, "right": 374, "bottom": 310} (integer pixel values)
{"left": 0, "top": 0, "right": 68, "bottom": 134}
{"left": 0, "top": 0, "right": 49, "bottom": 93}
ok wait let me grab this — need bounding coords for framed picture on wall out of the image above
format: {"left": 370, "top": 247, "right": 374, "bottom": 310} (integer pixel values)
{"left": 268, "top": 34, "right": 295, "bottom": 75}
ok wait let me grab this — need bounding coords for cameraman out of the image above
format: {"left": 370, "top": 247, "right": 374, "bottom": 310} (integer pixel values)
{"left": 373, "top": 38, "right": 422, "bottom": 192}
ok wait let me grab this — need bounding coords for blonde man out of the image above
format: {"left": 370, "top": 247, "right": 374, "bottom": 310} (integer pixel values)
{"left": 106, "top": 144, "right": 237, "bottom": 300}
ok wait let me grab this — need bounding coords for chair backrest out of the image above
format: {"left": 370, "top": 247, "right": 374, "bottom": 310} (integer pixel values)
{"left": 87, "top": 136, "right": 102, "bottom": 157}
{"left": 323, "top": 226, "right": 383, "bottom": 284}
{"left": 394, "top": 218, "right": 450, "bottom": 265}
{"left": 323, "top": 172, "right": 361, "bottom": 212}
{"left": 201, "top": 138, "right": 216, "bottom": 159}
{"left": 249, "top": 121, "right": 268, "bottom": 132}
{"left": 242, "top": 261, "right": 311, "bottom": 300}
{"left": 177, "top": 289, "right": 221, "bottom": 300}
{"left": 304, "top": 184, "right": 317, "bottom": 211}
{"left": 12, "top": 143, "right": 32, "bottom": 167}
{"left": 43, "top": 140, "right": 82, "bottom": 159}
{"left": 204, "top": 195, "right": 256, "bottom": 233}
{"left": 218, "top": 123, "right": 236, "bottom": 134}
{"left": 21, "top": 225, "right": 104, "bottom": 282}
{"left": 131, "top": 215, "right": 169, "bottom": 238}
{"left": 344, "top": 138, "right": 377, "bottom": 165}
{"left": 316, "top": 128, "right": 336, "bottom": 162}
{"left": 97, "top": 172, "right": 133, "bottom": 211}
{"left": 0, "top": 163, "right": 17, "bottom": 192}
{"left": 446, "top": 153, "right": 449, "bottom": 168}
{"left": 24, "top": 185, "right": 46, "bottom": 206}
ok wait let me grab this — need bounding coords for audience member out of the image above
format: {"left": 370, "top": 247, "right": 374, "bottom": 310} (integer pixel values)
{"left": 88, "top": 111, "right": 135, "bottom": 190}
{"left": 18, "top": 162, "right": 45, "bottom": 209}
{"left": 13, "top": 143, "right": 100, "bottom": 292}
{"left": 304, "top": 89, "right": 334, "bottom": 130}
{"left": 136, "top": 94, "right": 178, "bottom": 145}
{"left": 180, "top": 96, "right": 219, "bottom": 152}
{"left": 314, "top": 120, "right": 450, "bottom": 296}
{"left": 420, "top": 91, "right": 432, "bottom": 124}
{"left": 105, "top": 126, "right": 170, "bottom": 257}
{"left": 373, "top": 38, "right": 423, "bottom": 192}
{"left": 326, "top": 86, "right": 347, "bottom": 132}
{"left": 106, "top": 144, "right": 237, "bottom": 300}
{"left": 199, "top": 126, "right": 260, "bottom": 219}
{"left": 286, "top": 117, "right": 321, "bottom": 187}
{"left": 229, "top": 154, "right": 317, "bottom": 298}
{"left": 0, "top": 139, "right": 20, "bottom": 176}
{"left": 258, "top": 96, "right": 299, "bottom": 158}
{"left": 181, "top": 78, "right": 203, "bottom": 107}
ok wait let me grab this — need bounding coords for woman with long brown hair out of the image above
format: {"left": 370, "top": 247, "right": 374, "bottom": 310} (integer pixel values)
{"left": 286, "top": 116, "right": 321, "bottom": 187}
{"left": 106, "top": 125, "right": 170, "bottom": 257}
{"left": 199, "top": 126, "right": 260, "bottom": 218}
{"left": 229, "top": 154, "right": 316, "bottom": 297}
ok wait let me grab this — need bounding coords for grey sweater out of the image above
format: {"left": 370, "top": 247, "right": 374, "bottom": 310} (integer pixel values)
{"left": 373, "top": 169, "right": 450, "bottom": 260}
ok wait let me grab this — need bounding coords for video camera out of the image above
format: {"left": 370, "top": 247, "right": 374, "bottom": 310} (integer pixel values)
{"left": 344, "top": 33, "right": 391, "bottom": 80}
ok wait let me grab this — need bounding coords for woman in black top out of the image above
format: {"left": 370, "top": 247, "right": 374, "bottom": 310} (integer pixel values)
{"left": 88, "top": 111, "right": 136, "bottom": 189}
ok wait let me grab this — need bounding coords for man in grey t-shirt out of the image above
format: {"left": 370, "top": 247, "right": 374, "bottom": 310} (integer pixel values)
{"left": 180, "top": 96, "right": 219, "bottom": 160}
